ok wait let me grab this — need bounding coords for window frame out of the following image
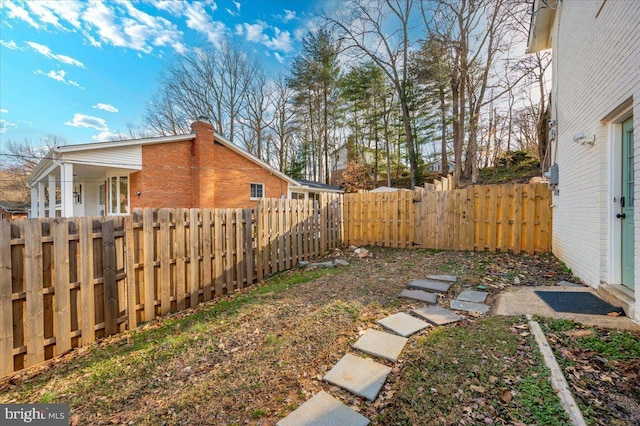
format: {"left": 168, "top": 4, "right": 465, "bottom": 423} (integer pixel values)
{"left": 250, "top": 182, "right": 265, "bottom": 200}
{"left": 106, "top": 175, "right": 130, "bottom": 215}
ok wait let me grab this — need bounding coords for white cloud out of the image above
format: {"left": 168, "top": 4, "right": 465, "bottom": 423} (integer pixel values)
{"left": 26, "top": 41, "right": 85, "bottom": 68}
{"left": 273, "top": 52, "right": 285, "bottom": 64}
{"left": 182, "top": 1, "right": 227, "bottom": 47}
{"left": 0, "top": 109, "right": 8, "bottom": 113}
{"left": 283, "top": 9, "right": 296, "bottom": 23}
{"left": 92, "top": 130, "right": 121, "bottom": 142}
{"left": 64, "top": 113, "right": 108, "bottom": 131}
{"left": 263, "top": 27, "right": 293, "bottom": 52}
{"left": 226, "top": 0, "right": 241, "bottom": 17}
{"left": 36, "top": 0, "right": 83, "bottom": 29}
{"left": 0, "top": 119, "right": 18, "bottom": 134}
{"left": 34, "top": 69, "right": 84, "bottom": 89}
{"left": 0, "top": 39, "right": 20, "bottom": 50}
{"left": 92, "top": 103, "right": 118, "bottom": 113}
{"left": 2, "top": 1, "right": 40, "bottom": 29}
{"left": 242, "top": 21, "right": 267, "bottom": 42}
{"left": 25, "top": 1, "right": 63, "bottom": 29}
{"left": 238, "top": 22, "right": 293, "bottom": 53}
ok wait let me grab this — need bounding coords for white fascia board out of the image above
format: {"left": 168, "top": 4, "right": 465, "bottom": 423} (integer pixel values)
{"left": 289, "top": 185, "right": 344, "bottom": 194}
{"left": 55, "top": 134, "right": 194, "bottom": 153}
{"left": 27, "top": 148, "right": 59, "bottom": 186}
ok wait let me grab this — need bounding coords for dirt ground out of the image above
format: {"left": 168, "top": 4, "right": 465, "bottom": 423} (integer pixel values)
{"left": 3, "top": 247, "right": 633, "bottom": 425}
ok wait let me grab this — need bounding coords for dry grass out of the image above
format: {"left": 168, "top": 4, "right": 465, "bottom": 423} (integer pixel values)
{"left": 0, "top": 248, "right": 577, "bottom": 425}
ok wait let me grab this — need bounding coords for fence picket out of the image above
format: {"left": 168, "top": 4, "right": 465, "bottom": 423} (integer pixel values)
{"left": 124, "top": 216, "right": 137, "bottom": 329}
{"left": 159, "top": 209, "right": 171, "bottom": 315}
{"left": 0, "top": 220, "right": 14, "bottom": 375}
{"left": 102, "top": 220, "right": 118, "bottom": 336}
{"left": 24, "top": 220, "right": 45, "bottom": 366}
{"left": 202, "top": 209, "right": 213, "bottom": 301}
{"left": 189, "top": 209, "right": 200, "bottom": 306}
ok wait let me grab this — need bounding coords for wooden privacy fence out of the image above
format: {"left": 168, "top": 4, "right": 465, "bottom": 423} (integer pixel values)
{"left": 344, "top": 183, "right": 552, "bottom": 254}
{"left": 1, "top": 186, "right": 548, "bottom": 378}
{"left": 0, "top": 196, "right": 341, "bottom": 378}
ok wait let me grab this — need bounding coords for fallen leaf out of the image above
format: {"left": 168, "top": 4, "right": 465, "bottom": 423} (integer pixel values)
{"left": 607, "top": 311, "right": 622, "bottom": 317}
{"left": 469, "top": 385, "right": 486, "bottom": 393}
{"left": 564, "top": 329, "right": 593, "bottom": 338}
{"left": 502, "top": 389, "right": 512, "bottom": 403}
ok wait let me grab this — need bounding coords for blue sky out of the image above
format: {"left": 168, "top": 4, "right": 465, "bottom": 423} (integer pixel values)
{"left": 0, "top": 0, "right": 329, "bottom": 147}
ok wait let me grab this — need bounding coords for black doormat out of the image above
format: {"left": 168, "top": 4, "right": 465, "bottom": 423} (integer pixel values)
{"left": 534, "top": 291, "right": 625, "bottom": 316}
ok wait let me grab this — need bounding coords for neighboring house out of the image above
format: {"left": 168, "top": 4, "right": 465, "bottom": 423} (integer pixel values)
{"left": 291, "top": 179, "right": 342, "bottom": 200}
{"left": 428, "top": 161, "right": 455, "bottom": 173}
{"left": 27, "top": 120, "right": 340, "bottom": 217}
{"left": 527, "top": 0, "right": 639, "bottom": 319}
{"left": 0, "top": 201, "right": 29, "bottom": 219}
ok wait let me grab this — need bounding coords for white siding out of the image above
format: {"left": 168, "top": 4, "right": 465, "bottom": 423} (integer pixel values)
{"left": 63, "top": 144, "right": 142, "bottom": 169}
{"left": 549, "top": 1, "right": 640, "bottom": 311}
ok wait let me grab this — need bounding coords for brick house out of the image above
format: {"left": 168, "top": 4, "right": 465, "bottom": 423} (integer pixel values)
{"left": 27, "top": 120, "right": 341, "bottom": 217}
{"left": 528, "top": 0, "right": 639, "bottom": 319}
{"left": 0, "top": 201, "right": 29, "bottom": 220}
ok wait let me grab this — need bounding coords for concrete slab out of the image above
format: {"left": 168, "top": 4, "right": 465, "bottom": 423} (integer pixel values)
{"left": 426, "top": 274, "right": 457, "bottom": 283}
{"left": 277, "top": 391, "right": 370, "bottom": 426}
{"left": 353, "top": 329, "right": 408, "bottom": 362}
{"left": 557, "top": 280, "right": 584, "bottom": 288}
{"left": 377, "top": 312, "right": 431, "bottom": 337}
{"left": 412, "top": 305, "right": 462, "bottom": 326}
{"left": 399, "top": 289, "right": 438, "bottom": 304}
{"left": 494, "top": 286, "right": 640, "bottom": 331}
{"left": 457, "top": 290, "right": 489, "bottom": 303}
{"left": 323, "top": 354, "right": 392, "bottom": 401}
{"left": 407, "top": 279, "right": 452, "bottom": 293}
{"left": 450, "top": 300, "right": 491, "bottom": 314}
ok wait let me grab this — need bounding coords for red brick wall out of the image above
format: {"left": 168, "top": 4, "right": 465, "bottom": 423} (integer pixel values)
{"left": 128, "top": 121, "right": 289, "bottom": 210}
{"left": 192, "top": 121, "right": 289, "bottom": 209}
{"left": 130, "top": 140, "right": 195, "bottom": 209}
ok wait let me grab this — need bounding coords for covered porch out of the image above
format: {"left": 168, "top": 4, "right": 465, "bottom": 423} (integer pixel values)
{"left": 28, "top": 158, "right": 139, "bottom": 218}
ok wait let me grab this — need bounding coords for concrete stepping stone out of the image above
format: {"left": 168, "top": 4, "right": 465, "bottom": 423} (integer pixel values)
{"left": 377, "top": 312, "right": 430, "bottom": 337}
{"left": 407, "top": 279, "right": 452, "bottom": 293}
{"left": 457, "top": 290, "right": 489, "bottom": 303}
{"left": 412, "top": 305, "right": 462, "bottom": 326}
{"left": 399, "top": 289, "right": 438, "bottom": 304}
{"left": 353, "top": 329, "right": 408, "bottom": 362}
{"left": 450, "top": 300, "right": 490, "bottom": 314}
{"left": 426, "top": 274, "right": 457, "bottom": 283}
{"left": 323, "top": 353, "right": 392, "bottom": 401}
{"left": 277, "top": 391, "right": 370, "bottom": 426}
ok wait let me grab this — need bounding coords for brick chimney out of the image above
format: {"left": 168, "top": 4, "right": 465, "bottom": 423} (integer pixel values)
{"left": 191, "top": 118, "right": 216, "bottom": 208}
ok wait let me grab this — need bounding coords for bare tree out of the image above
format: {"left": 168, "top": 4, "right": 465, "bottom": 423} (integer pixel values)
{"left": 0, "top": 135, "right": 64, "bottom": 201}
{"left": 325, "top": 0, "right": 421, "bottom": 188}
{"left": 240, "top": 68, "right": 273, "bottom": 159}
{"left": 145, "top": 41, "right": 256, "bottom": 146}
{"left": 269, "top": 75, "right": 297, "bottom": 172}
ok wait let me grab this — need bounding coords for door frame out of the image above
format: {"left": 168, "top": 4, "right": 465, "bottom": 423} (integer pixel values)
{"left": 606, "top": 103, "right": 634, "bottom": 287}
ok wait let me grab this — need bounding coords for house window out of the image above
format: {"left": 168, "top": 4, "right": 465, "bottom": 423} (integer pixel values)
{"left": 107, "top": 175, "right": 129, "bottom": 214}
{"left": 291, "top": 192, "right": 305, "bottom": 200}
{"left": 250, "top": 183, "right": 264, "bottom": 199}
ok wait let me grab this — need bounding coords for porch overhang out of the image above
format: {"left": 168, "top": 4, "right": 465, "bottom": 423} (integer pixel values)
{"left": 526, "top": 0, "right": 557, "bottom": 54}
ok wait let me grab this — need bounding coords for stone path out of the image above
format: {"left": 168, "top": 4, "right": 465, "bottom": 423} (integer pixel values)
{"left": 278, "top": 273, "right": 491, "bottom": 425}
